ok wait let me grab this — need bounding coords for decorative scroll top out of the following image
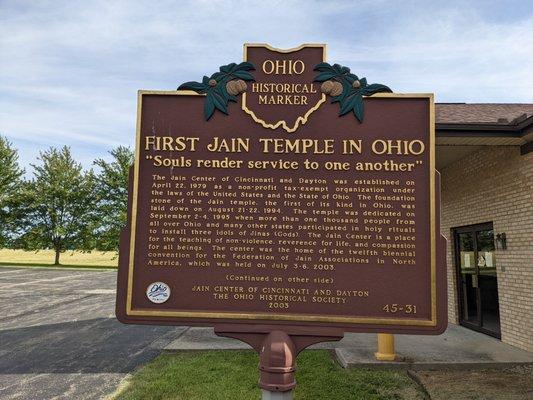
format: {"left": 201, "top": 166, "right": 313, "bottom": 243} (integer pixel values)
{"left": 178, "top": 44, "right": 392, "bottom": 127}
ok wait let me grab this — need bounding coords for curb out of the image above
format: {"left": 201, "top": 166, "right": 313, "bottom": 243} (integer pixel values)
{"left": 334, "top": 348, "right": 533, "bottom": 370}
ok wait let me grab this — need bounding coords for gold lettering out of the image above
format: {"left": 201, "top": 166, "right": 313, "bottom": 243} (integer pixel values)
{"left": 144, "top": 136, "right": 199, "bottom": 151}
{"left": 372, "top": 140, "right": 425, "bottom": 155}
{"left": 206, "top": 137, "right": 250, "bottom": 153}
{"left": 261, "top": 59, "right": 305, "bottom": 75}
{"left": 342, "top": 139, "right": 362, "bottom": 154}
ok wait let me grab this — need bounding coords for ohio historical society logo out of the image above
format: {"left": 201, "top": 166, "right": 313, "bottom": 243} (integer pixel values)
{"left": 146, "top": 282, "right": 171, "bottom": 304}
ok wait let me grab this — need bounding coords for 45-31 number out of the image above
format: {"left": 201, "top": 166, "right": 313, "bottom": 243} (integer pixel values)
{"left": 382, "top": 304, "right": 417, "bottom": 314}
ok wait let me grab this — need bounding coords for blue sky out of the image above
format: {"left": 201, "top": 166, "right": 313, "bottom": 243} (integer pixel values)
{"left": 1, "top": 0, "right": 532, "bottom": 171}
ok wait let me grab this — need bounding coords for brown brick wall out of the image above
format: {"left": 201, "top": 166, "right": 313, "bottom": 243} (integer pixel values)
{"left": 440, "top": 145, "right": 533, "bottom": 351}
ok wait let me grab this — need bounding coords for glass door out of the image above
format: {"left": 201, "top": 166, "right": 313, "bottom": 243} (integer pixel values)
{"left": 454, "top": 223, "right": 501, "bottom": 338}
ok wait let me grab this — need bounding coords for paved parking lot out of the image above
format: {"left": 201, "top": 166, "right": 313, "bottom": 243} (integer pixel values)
{"left": 0, "top": 267, "right": 184, "bottom": 400}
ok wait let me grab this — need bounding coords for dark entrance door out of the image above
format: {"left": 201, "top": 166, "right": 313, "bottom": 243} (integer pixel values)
{"left": 454, "top": 222, "right": 501, "bottom": 338}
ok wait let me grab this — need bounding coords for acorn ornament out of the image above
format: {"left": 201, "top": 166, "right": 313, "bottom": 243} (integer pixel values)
{"left": 226, "top": 79, "right": 247, "bottom": 96}
{"left": 330, "top": 81, "right": 343, "bottom": 96}
{"left": 321, "top": 80, "right": 343, "bottom": 97}
{"left": 321, "top": 81, "right": 333, "bottom": 94}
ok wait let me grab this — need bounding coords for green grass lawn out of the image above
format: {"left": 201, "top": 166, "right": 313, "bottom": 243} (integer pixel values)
{"left": 0, "top": 248, "right": 118, "bottom": 268}
{"left": 113, "top": 350, "right": 425, "bottom": 400}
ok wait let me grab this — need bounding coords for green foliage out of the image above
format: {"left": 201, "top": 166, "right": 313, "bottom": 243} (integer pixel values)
{"left": 16, "top": 146, "right": 97, "bottom": 264}
{"left": 115, "top": 350, "right": 423, "bottom": 400}
{"left": 93, "top": 146, "right": 134, "bottom": 251}
{"left": 178, "top": 62, "right": 255, "bottom": 120}
{"left": 0, "top": 135, "right": 24, "bottom": 247}
{"left": 314, "top": 63, "right": 392, "bottom": 122}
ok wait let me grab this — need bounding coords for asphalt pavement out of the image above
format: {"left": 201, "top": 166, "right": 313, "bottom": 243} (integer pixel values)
{"left": 0, "top": 266, "right": 184, "bottom": 400}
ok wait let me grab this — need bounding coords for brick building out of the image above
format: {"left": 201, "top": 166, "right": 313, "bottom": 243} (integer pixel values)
{"left": 436, "top": 104, "right": 533, "bottom": 351}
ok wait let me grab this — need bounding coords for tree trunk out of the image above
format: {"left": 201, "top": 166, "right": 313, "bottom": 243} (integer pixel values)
{"left": 54, "top": 247, "right": 61, "bottom": 265}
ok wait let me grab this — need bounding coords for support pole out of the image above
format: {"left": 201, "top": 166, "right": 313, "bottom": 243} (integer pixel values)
{"left": 375, "top": 333, "right": 396, "bottom": 361}
{"left": 261, "top": 389, "right": 294, "bottom": 400}
{"left": 214, "top": 325, "right": 343, "bottom": 400}
{"left": 259, "top": 331, "right": 295, "bottom": 400}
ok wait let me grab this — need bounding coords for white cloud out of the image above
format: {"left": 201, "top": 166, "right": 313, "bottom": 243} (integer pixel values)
{"left": 0, "top": 0, "right": 532, "bottom": 169}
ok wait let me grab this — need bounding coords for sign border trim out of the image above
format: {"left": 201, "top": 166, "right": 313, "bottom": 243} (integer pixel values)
{"left": 126, "top": 90, "right": 437, "bottom": 327}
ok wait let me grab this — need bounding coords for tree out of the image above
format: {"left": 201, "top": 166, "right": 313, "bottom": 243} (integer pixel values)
{"left": 17, "top": 146, "right": 96, "bottom": 264}
{"left": 93, "top": 146, "right": 134, "bottom": 251}
{"left": 0, "top": 135, "right": 24, "bottom": 247}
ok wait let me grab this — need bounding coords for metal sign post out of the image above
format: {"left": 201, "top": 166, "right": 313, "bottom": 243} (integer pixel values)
{"left": 262, "top": 389, "right": 294, "bottom": 400}
{"left": 214, "top": 327, "right": 344, "bottom": 400}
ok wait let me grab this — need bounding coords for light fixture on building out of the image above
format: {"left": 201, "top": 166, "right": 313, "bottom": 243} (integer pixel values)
{"left": 495, "top": 233, "right": 507, "bottom": 250}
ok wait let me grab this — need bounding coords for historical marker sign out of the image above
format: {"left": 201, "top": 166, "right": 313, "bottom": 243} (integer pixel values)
{"left": 116, "top": 43, "right": 447, "bottom": 334}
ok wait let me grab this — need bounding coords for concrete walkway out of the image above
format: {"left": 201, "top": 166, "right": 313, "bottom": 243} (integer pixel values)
{"left": 335, "top": 325, "right": 533, "bottom": 369}
{"left": 165, "top": 325, "right": 533, "bottom": 369}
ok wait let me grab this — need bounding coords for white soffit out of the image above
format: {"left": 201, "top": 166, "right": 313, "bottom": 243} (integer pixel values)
{"left": 436, "top": 136, "right": 525, "bottom": 146}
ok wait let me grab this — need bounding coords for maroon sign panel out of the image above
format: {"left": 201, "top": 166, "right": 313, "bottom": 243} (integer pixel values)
{"left": 116, "top": 44, "right": 447, "bottom": 334}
